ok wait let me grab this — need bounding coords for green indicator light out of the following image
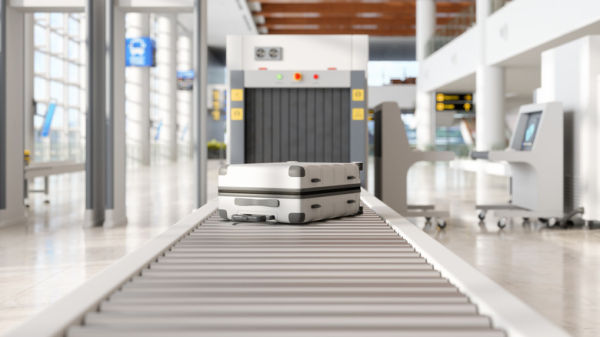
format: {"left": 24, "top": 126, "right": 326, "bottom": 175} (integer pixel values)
{"left": 276, "top": 74, "right": 283, "bottom": 80}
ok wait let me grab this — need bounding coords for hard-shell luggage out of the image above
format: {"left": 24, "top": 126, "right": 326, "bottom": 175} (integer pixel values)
{"left": 218, "top": 162, "right": 362, "bottom": 223}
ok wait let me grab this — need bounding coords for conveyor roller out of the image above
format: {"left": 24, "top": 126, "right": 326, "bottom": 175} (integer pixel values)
{"left": 66, "top": 207, "right": 505, "bottom": 337}
{"left": 3, "top": 192, "right": 571, "bottom": 337}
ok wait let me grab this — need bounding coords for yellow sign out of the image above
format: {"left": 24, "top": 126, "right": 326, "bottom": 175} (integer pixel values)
{"left": 213, "top": 90, "right": 220, "bottom": 100}
{"left": 231, "top": 89, "right": 244, "bottom": 101}
{"left": 231, "top": 108, "right": 244, "bottom": 121}
{"left": 436, "top": 103, "right": 456, "bottom": 111}
{"left": 352, "top": 89, "right": 365, "bottom": 101}
{"left": 464, "top": 102, "right": 472, "bottom": 112}
{"left": 212, "top": 110, "right": 220, "bottom": 121}
{"left": 213, "top": 101, "right": 220, "bottom": 110}
{"left": 436, "top": 93, "right": 445, "bottom": 102}
{"left": 352, "top": 108, "right": 365, "bottom": 121}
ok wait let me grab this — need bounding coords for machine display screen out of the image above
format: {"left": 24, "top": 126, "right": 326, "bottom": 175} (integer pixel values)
{"left": 520, "top": 111, "right": 542, "bottom": 151}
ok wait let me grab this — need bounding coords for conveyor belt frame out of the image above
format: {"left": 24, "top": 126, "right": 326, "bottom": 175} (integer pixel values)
{"left": 3, "top": 191, "right": 570, "bottom": 337}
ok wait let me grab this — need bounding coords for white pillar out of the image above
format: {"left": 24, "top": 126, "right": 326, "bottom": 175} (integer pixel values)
{"left": 84, "top": 0, "right": 107, "bottom": 227}
{"left": 24, "top": 14, "right": 34, "bottom": 155}
{"left": 194, "top": 0, "right": 208, "bottom": 206}
{"left": 475, "top": 66, "right": 505, "bottom": 150}
{"left": 156, "top": 14, "right": 178, "bottom": 162}
{"left": 475, "top": 0, "right": 505, "bottom": 151}
{"left": 177, "top": 31, "right": 193, "bottom": 159}
{"left": 125, "top": 13, "right": 151, "bottom": 165}
{"left": 0, "top": 3, "right": 26, "bottom": 227}
{"left": 415, "top": 0, "right": 436, "bottom": 150}
{"left": 105, "top": 4, "right": 127, "bottom": 227}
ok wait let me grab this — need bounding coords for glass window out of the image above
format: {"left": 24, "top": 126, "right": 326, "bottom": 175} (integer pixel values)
{"left": 49, "top": 13, "right": 63, "bottom": 29}
{"left": 34, "top": 77, "right": 48, "bottom": 100}
{"left": 50, "top": 57, "right": 64, "bottom": 79}
{"left": 36, "top": 102, "right": 47, "bottom": 116}
{"left": 50, "top": 81, "right": 64, "bottom": 101}
{"left": 32, "top": 12, "right": 85, "bottom": 163}
{"left": 34, "top": 115, "right": 44, "bottom": 129}
{"left": 68, "top": 40, "right": 79, "bottom": 60}
{"left": 68, "top": 64, "right": 79, "bottom": 83}
{"left": 34, "top": 13, "right": 48, "bottom": 23}
{"left": 52, "top": 106, "right": 64, "bottom": 128}
{"left": 34, "top": 51, "right": 47, "bottom": 74}
{"left": 68, "top": 17, "right": 79, "bottom": 36}
{"left": 68, "top": 108, "right": 79, "bottom": 128}
{"left": 34, "top": 25, "right": 47, "bottom": 47}
{"left": 68, "top": 86, "right": 79, "bottom": 106}
{"left": 50, "top": 32, "right": 63, "bottom": 54}
{"left": 367, "top": 61, "right": 419, "bottom": 86}
{"left": 35, "top": 103, "right": 47, "bottom": 129}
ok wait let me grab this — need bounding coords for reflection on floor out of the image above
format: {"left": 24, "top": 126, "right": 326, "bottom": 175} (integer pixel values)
{"left": 404, "top": 162, "right": 599, "bottom": 337}
{"left": 0, "top": 159, "right": 221, "bottom": 334}
{"left": 0, "top": 160, "right": 598, "bottom": 337}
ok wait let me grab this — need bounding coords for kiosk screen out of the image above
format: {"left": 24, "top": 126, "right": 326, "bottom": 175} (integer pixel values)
{"left": 520, "top": 111, "right": 542, "bottom": 151}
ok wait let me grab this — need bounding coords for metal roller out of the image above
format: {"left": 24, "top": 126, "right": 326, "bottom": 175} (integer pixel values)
{"left": 4, "top": 193, "right": 571, "bottom": 337}
{"left": 63, "top": 207, "right": 505, "bottom": 337}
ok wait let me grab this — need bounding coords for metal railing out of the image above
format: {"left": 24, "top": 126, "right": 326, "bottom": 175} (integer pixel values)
{"left": 426, "top": 0, "right": 513, "bottom": 56}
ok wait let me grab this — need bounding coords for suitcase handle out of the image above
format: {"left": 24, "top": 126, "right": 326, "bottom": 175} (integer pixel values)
{"left": 311, "top": 178, "right": 321, "bottom": 183}
{"left": 347, "top": 175, "right": 356, "bottom": 180}
{"left": 231, "top": 214, "right": 267, "bottom": 222}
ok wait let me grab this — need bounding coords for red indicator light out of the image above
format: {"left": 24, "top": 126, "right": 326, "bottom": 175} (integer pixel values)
{"left": 293, "top": 72, "right": 302, "bottom": 81}
{"left": 313, "top": 74, "right": 319, "bottom": 80}
{"left": 327, "top": 67, "right": 337, "bottom": 70}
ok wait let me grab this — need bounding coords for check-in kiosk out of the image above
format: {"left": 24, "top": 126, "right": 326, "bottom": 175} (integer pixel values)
{"left": 374, "top": 102, "right": 455, "bottom": 228}
{"left": 472, "top": 102, "right": 584, "bottom": 228}
{"left": 226, "top": 35, "right": 369, "bottom": 185}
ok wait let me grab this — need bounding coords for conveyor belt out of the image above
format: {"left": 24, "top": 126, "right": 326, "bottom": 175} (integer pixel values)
{"left": 4, "top": 193, "right": 571, "bottom": 337}
{"left": 66, "top": 207, "right": 505, "bottom": 337}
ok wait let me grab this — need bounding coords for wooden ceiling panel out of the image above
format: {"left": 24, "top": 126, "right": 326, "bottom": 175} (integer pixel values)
{"left": 248, "top": 0, "right": 475, "bottom": 37}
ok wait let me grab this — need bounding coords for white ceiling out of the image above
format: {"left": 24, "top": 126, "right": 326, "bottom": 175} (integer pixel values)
{"left": 178, "top": 0, "right": 257, "bottom": 48}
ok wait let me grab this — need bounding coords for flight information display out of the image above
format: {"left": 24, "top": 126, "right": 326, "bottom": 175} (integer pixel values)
{"left": 520, "top": 111, "right": 542, "bottom": 151}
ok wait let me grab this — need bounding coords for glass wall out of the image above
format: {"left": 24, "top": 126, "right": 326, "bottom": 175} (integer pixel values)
{"left": 32, "top": 13, "right": 86, "bottom": 163}
{"left": 367, "top": 61, "right": 418, "bottom": 86}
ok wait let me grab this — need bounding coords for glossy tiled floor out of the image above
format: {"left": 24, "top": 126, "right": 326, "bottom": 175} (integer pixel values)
{"left": 0, "top": 159, "right": 222, "bottom": 334}
{"left": 0, "top": 160, "right": 598, "bottom": 337}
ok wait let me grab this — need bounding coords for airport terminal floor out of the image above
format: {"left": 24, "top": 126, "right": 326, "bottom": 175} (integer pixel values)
{"left": 0, "top": 161, "right": 597, "bottom": 337}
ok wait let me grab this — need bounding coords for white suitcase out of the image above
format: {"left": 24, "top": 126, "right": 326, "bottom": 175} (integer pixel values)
{"left": 218, "top": 162, "right": 362, "bottom": 223}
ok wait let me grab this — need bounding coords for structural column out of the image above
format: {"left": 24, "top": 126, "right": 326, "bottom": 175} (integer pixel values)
{"left": 177, "top": 30, "right": 194, "bottom": 159}
{"left": 0, "top": 2, "right": 26, "bottom": 227}
{"left": 475, "top": 0, "right": 505, "bottom": 151}
{"left": 105, "top": 2, "right": 127, "bottom": 226}
{"left": 24, "top": 13, "right": 34, "bottom": 156}
{"left": 156, "top": 14, "right": 178, "bottom": 162}
{"left": 85, "top": 0, "right": 106, "bottom": 226}
{"left": 415, "top": 0, "right": 436, "bottom": 150}
{"left": 194, "top": 0, "right": 208, "bottom": 206}
{"left": 125, "top": 13, "right": 151, "bottom": 165}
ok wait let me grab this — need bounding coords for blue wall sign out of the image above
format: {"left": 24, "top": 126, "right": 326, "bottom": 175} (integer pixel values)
{"left": 41, "top": 103, "right": 57, "bottom": 137}
{"left": 125, "top": 37, "right": 155, "bottom": 67}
